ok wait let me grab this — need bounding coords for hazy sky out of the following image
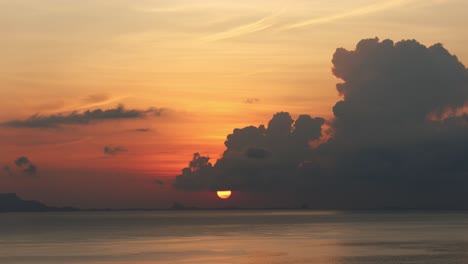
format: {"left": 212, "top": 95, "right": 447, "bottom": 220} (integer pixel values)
{"left": 1, "top": 0, "right": 467, "bottom": 208}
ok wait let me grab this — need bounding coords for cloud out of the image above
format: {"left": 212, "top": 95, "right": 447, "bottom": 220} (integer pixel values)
{"left": 2, "top": 105, "right": 164, "bottom": 128}
{"left": 245, "top": 147, "right": 271, "bottom": 159}
{"left": 104, "top": 146, "right": 128, "bottom": 156}
{"left": 312, "top": 38, "right": 468, "bottom": 208}
{"left": 200, "top": 9, "right": 283, "bottom": 42}
{"left": 22, "top": 164, "right": 37, "bottom": 175}
{"left": 173, "top": 113, "right": 325, "bottom": 191}
{"left": 15, "top": 157, "right": 30, "bottom": 167}
{"left": 245, "top": 98, "right": 260, "bottom": 104}
{"left": 331, "top": 38, "right": 468, "bottom": 143}
{"left": 281, "top": 0, "right": 413, "bottom": 30}
{"left": 173, "top": 153, "right": 216, "bottom": 191}
{"left": 173, "top": 38, "right": 468, "bottom": 209}
{"left": 14, "top": 156, "right": 38, "bottom": 176}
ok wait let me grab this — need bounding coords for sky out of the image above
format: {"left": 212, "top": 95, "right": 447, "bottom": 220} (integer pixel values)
{"left": 1, "top": 0, "right": 468, "bottom": 209}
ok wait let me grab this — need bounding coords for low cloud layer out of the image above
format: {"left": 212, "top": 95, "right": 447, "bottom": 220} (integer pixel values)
{"left": 173, "top": 38, "right": 468, "bottom": 209}
{"left": 2, "top": 105, "right": 164, "bottom": 128}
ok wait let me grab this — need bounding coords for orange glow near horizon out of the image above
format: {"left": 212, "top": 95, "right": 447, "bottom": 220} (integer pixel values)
{"left": 1, "top": 0, "right": 468, "bottom": 209}
{"left": 217, "top": 190, "right": 232, "bottom": 200}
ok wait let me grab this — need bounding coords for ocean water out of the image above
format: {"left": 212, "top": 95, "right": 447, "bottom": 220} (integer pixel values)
{"left": 0, "top": 210, "right": 467, "bottom": 264}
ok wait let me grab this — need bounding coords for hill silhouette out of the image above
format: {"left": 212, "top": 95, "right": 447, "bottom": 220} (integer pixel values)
{"left": 0, "top": 193, "right": 77, "bottom": 213}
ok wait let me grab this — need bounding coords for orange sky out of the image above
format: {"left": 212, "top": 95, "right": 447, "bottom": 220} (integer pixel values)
{"left": 1, "top": 0, "right": 467, "bottom": 208}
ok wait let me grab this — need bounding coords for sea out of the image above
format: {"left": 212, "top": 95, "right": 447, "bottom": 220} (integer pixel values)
{"left": 1, "top": 210, "right": 467, "bottom": 264}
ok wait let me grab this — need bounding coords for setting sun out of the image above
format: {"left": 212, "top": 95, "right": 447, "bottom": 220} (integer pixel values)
{"left": 216, "top": 190, "right": 232, "bottom": 200}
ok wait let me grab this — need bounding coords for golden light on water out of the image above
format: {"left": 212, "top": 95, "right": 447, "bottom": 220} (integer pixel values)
{"left": 217, "top": 190, "right": 232, "bottom": 200}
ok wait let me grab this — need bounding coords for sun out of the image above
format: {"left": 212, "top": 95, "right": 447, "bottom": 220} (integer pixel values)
{"left": 216, "top": 190, "right": 232, "bottom": 200}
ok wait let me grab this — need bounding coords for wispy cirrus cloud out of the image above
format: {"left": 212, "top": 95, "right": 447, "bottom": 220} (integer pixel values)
{"left": 200, "top": 9, "right": 284, "bottom": 42}
{"left": 280, "top": 0, "right": 414, "bottom": 30}
{"left": 2, "top": 105, "right": 165, "bottom": 128}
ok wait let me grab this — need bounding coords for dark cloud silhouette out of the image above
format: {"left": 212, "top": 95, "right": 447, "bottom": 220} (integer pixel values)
{"left": 173, "top": 153, "right": 216, "bottom": 191}
{"left": 2, "top": 104, "right": 164, "bottom": 128}
{"left": 15, "top": 157, "right": 30, "bottom": 167}
{"left": 174, "top": 113, "right": 325, "bottom": 192}
{"left": 331, "top": 38, "right": 468, "bottom": 144}
{"left": 22, "top": 164, "right": 37, "bottom": 175}
{"left": 312, "top": 38, "right": 468, "bottom": 208}
{"left": 245, "top": 98, "right": 260, "bottom": 104}
{"left": 173, "top": 38, "right": 468, "bottom": 209}
{"left": 14, "top": 157, "right": 38, "bottom": 176}
{"left": 104, "top": 146, "right": 127, "bottom": 156}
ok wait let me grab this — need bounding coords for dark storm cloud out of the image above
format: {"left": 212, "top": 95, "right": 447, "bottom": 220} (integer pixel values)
{"left": 2, "top": 105, "right": 164, "bottom": 128}
{"left": 173, "top": 38, "right": 468, "bottom": 209}
{"left": 14, "top": 156, "right": 38, "bottom": 176}
{"left": 245, "top": 98, "right": 260, "bottom": 104}
{"left": 103, "top": 146, "right": 127, "bottom": 156}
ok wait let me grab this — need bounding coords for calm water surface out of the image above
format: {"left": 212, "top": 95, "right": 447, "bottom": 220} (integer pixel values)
{"left": 1, "top": 210, "right": 468, "bottom": 263}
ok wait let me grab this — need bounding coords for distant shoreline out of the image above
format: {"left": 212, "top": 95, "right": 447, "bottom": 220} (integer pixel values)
{"left": 3, "top": 193, "right": 468, "bottom": 213}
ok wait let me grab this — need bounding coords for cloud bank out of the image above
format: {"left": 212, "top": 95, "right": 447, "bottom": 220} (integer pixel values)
{"left": 173, "top": 38, "right": 468, "bottom": 209}
{"left": 2, "top": 105, "right": 164, "bottom": 128}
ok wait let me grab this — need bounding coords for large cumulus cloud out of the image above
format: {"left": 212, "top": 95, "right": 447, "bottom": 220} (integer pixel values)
{"left": 316, "top": 38, "right": 468, "bottom": 208}
{"left": 332, "top": 38, "right": 468, "bottom": 144}
{"left": 173, "top": 112, "right": 325, "bottom": 192}
{"left": 173, "top": 38, "right": 468, "bottom": 209}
